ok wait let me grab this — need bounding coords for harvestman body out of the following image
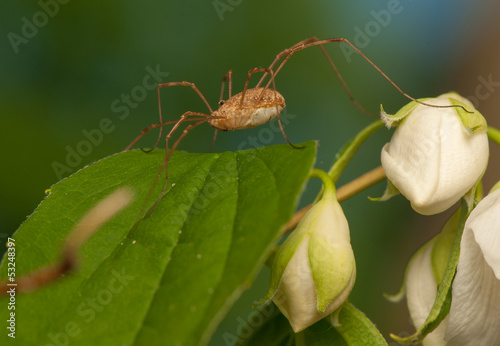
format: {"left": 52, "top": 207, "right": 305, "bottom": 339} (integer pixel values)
{"left": 125, "top": 37, "right": 468, "bottom": 215}
{"left": 209, "top": 87, "right": 285, "bottom": 131}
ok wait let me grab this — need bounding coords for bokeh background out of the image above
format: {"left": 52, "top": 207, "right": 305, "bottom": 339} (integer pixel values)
{"left": 1, "top": 1, "right": 499, "bottom": 344}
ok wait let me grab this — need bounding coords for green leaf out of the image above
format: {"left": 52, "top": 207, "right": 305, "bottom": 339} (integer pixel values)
{"left": 0, "top": 142, "right": 316, "bottom": 346}
{"left": 332, "top": 303, "right": 387, "bottom": 346}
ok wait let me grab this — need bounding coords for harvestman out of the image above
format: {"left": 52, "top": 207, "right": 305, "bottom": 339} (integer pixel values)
{"left": 0, "top": 39, "right": 471, "bottom": 292}
{"left": 125, "top": 37, "right": 469, "bottom": 215}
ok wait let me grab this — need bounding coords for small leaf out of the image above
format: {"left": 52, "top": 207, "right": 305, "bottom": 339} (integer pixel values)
{"left": 332, "top": 303, "right": 387, "bottom": 346}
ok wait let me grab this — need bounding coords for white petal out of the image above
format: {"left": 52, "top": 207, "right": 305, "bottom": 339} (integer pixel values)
{"left": 406, "top": 239, "right": 447, "bottom": 346}
{"left": 433, "top": 112, "right": 488, "bottom": 211}
{"left": 467, "top": 189, "right": 500, "bottom": 279}
{"left": 446, "top": 190, "right": 500, "bottom": 345}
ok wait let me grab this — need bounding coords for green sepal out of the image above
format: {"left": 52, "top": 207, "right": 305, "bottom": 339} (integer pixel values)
{"left": 448, "top": 96, "right": 487, "bottom": 134}
{"left": 369, "top": 179, "right": 399, "bottom": 202}
{"left": 308, "top": 216, "right": 355, "bottom": 312}
{"left": 431, "top": 209, "right": 460, "bottom": 284}
{"left": 383, "top": 283, "right": 406, "bottom": 304}
{"left": 380, "top": 98, "right": 430, "bottom": 128}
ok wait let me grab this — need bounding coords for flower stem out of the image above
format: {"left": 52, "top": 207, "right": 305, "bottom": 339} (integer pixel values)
{"left": 310, "top": 168, "right": 336, "bottom": 194}
{"left": 284, "top": 166, "right": 385, "bottom": 234}
{"left": 329, "top": 119, "right": 384, "bottom": 183}
{"left": 487, "top": 126, "right": 500, "bottom": 146}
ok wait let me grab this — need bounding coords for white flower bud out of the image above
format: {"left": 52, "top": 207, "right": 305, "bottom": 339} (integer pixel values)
{"left": 380, "top": 93, "right": 488, "bottom": 215}
{"left": 446, "top": 188, "right": 500, "bottom": 345}
{"left": 405, "top": 211, "right": 458, "bottom": 346}
{"left": 405, "top": 188, "right": 500, "bottom": 345}
{"left": 406, "top": 239, "right": 448, "bottom": 346}
{"left": 263, "top": 173, "right": 355, "bottom": 332}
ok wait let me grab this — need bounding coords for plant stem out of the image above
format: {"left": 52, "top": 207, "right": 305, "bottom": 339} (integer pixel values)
{"left": 487, "top": 126, "right": 500, "bottom": 146}
{"left": 329, "top": 119, "right": 384, "bottom": 183}
{"left": 309, "top": 168, "right": 336, "bottom": 194}
{"left": 283, "top": 166, "right": 386, "bottom": 234}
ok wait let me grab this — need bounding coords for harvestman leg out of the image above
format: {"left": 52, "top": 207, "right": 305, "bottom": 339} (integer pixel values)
{"left": 126, "top": 80, "right": 215, "bottom": 152}
{"left": 256, "top": 37, "right": 374, "bottom": 116}
{"left": 128, "top": 80, "right": 221, "bottom": 216}
{"left": 147, "top": 81, "right": 215, "bottom": 152}
{"left": 145, "top": 117, "right": 209, "bottom": 216}
{"left": 255, "top": 37, "right": 319, "bottom": 87}
{"left": 261, "top": 38, "right": 471, "bottom": 113}
{"left": 211, "top": 70, "right": 234, "bottom": 152}
{"left": 161, "top": 111, "right": 213, "bottom": 180}
{"left": 125, "top": 118, "right": 206, "bottom": 151}
{"left": 220, "top": 69, "right": 233, "bottom": 100}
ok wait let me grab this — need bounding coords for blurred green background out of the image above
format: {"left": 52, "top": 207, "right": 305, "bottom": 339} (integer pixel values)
{"left": 1, "top": 1, "right": 500, "bottom": 344}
